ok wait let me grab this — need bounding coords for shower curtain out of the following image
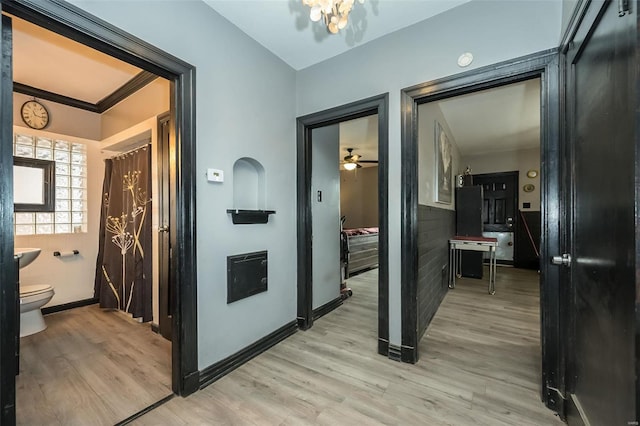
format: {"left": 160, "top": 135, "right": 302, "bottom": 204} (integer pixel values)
{"left": 94, "top": 145, "right": 152, "bottom": 322}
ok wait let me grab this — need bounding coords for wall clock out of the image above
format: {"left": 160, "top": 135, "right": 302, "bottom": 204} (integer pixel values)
{"left": 21, "top": 100, "right": 49, "bottom": 130}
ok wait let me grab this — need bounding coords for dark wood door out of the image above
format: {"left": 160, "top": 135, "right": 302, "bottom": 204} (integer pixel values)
{"left": 157, "top": 113, "right": 172, "bottom": 340}
{"left": 473, "top": 172, "right": 518, "bottom": 233}
{"left": 0, "top": 14, "right": 17, "bottom": 425}
{"left": 565, "top": 1, "right": 636, "bottom": 424}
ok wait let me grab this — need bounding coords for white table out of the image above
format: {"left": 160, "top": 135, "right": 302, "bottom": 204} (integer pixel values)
{"left": 449, "top": 236, "right": 498, "bottom": 295}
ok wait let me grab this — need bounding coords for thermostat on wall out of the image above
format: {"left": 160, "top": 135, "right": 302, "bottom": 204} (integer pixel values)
{"left": 207, "top": 168, "right": 224, "bottom": 182}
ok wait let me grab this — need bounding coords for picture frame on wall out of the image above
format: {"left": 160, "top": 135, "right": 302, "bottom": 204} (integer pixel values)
{"left": 435, "top": 120, "right": 452, "bottom": 203}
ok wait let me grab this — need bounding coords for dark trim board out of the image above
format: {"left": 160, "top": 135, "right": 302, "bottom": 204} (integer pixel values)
{"left": 41, "top": 297, "right": 98, "bottom": 315}
{"left": 1, "top": 2, "right": 199, "bottom": 422}
{"left": 13, "top": 82, "right": 97, "bottom": 112}
{"left": 96, "top": 71, "right": 157, "bottom": 112}
{"left": 312, "top": 296, "right": 343, "bottom": 321}
{"left": 14, "top": 71, "right": 157, "bottom": 114}
{"left": 199, "top": 321, "right": 298, "bottom": 389}
{"left": 296, "top": 93, "right": 389, "bottom": 360}
{"left": 0, "top": 15, "right": 17, "bottom": 426}
{"left": 400, "top": 48, "right": 563, "bottom": 415}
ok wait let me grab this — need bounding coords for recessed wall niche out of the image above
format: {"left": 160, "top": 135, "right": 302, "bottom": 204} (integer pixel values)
{"left": 227, "top": 157, "right": 275, "bottom": 224}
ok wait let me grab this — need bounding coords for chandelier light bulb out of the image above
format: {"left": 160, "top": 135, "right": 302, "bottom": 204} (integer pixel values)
{"left": 302, "top": 0, "right": 365, "bottom": 35}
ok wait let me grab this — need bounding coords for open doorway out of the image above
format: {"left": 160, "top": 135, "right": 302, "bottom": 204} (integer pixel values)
{"left": 415, "top": 77, "right": 545, "bottom": 412}
{"left": 401, "top": 51, "right": 563, "bottom": 414}
{"left": 296, "top": 94, "right": 390, "bottom": 357}
{"left": 9, "top": 14, "right": 174, "bottom": 425}
{"left": 0, "top": 3, "right": 197, "bottom": 424}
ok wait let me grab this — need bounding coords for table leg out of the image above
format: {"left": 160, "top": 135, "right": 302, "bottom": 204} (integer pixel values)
{"left": 489, "top": 246, "right": 496, "bottom": 295}
{"left": 449, "top": 245, "right": 455, "bottom": 289}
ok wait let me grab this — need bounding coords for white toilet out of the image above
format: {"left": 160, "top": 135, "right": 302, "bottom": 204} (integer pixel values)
{"left": 20, "top": 284, "right": 55, "bottom": 337}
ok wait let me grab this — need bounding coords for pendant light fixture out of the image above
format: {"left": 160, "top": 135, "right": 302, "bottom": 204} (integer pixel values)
{"left": 302, "top": 0, "right": 365, "bottom": 34}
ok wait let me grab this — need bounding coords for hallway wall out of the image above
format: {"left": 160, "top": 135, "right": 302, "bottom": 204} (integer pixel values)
{"left": 297, "top": 1, "right": 562, "bottom": 346}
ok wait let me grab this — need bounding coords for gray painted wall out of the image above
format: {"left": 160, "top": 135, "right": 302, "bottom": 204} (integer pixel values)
{"left": 297, "top": 0, "right": 561, "bottom": 346}
{"left": 68, "top": 0, "right": 297, "bottom": 369}
{"left": 311, "top": 125, "right": 341, "bottom": 310}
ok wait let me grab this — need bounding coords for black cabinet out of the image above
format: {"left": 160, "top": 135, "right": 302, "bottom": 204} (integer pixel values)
{"left": 455, "top": 186, "right": 483, "bottom": 278}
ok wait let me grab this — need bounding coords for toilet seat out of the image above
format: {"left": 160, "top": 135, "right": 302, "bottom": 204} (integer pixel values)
{"left": 20, "top": 284, "right": 53, "bottom": 297}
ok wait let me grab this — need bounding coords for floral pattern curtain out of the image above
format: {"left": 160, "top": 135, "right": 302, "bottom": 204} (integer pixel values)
{"left": 94, "top": 146, "right": 152, "bottom": 321}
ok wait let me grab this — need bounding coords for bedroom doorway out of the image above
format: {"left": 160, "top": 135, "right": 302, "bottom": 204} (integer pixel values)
{"left": 296, "top": 94, "right": 391, "bottom": 357}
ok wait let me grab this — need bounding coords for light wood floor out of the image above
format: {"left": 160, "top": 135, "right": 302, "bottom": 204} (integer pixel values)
{"left": 133, "top": 267, "right": 563, "bottom": 425}
{"left": 16, "top": 305, "right": 172, "bottom": 425}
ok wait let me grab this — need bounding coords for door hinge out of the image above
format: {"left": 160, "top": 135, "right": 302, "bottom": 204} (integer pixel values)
{"left": 619, "top": 0, "right": 630, "bottom": 17}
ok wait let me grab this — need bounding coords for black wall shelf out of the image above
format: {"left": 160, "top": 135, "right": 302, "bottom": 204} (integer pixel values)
{"left": 226, "top": 209, "right": 275, "bottom": 224}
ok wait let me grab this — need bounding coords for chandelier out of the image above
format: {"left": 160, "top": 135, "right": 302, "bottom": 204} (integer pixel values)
{"left": 302, "top": 0, "right": 365, "bottom": 34}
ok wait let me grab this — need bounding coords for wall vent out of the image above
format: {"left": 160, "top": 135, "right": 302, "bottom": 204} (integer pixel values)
{"left": 227, "top": 250, "right": 268, "bottom": 304}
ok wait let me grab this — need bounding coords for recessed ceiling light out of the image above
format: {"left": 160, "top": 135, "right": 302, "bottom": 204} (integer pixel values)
{"left": 457, "top": 52, "right": 474, "bottom": 67}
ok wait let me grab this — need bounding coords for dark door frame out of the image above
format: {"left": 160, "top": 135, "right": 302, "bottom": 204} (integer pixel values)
{"left": 296, "top": 94, "right": 390, "bottom": 356}
{"left": 1, "top": 1, "right": 199, "bottom": 423}
{"left": 157, "top": 112, "right": 172, "bottom": 341}
{"left": 401, "top": 49, "right": 564, "bottom": 413}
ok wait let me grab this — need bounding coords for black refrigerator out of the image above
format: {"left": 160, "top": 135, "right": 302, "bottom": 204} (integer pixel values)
{"left": 455, "top": 185, "right": 483, "bottom": 279}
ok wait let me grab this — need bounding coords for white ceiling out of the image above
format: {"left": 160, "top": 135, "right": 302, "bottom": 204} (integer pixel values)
{"left": 437, "top": 78, "right": 541, "bottom": 156}
{"left": 12, "top": 17, "right": 141, "bottom": 104}
{"left": 337, "top": 78, "right": 541, "bottom": 167}
{"left": 339, "top": 115, "right": 378, "bottom": 167}
{"left": 204, "top": 0, "right": 469, "bottom": 70}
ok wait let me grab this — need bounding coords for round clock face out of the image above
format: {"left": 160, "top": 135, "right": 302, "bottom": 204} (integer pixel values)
{"left": 21, "top": 100, "right": 49, "bottom": 130}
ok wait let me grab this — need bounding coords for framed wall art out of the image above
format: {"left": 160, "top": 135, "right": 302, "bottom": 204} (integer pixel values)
{"left": 435, "top": 120, "right": 452, "bottom": 203}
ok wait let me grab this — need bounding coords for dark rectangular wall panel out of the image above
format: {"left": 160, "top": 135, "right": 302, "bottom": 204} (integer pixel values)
{"left": 227, "top": 251, "right": 268, "bottom": 304}
{"left": 417, "top": 205, "right": 455, "bottom": 340}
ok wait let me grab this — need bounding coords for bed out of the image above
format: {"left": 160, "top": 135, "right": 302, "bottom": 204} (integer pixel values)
{"left": 342, "top": 227, "right": 379, "bottom": 277}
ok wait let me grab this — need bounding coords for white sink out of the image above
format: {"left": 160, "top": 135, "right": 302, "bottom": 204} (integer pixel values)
{"left": 14, "top": 248, "right": 41, "bottom": 269}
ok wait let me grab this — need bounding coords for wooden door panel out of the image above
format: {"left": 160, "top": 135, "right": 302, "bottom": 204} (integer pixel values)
{"left": 473, "top": 172, "right": 518, "bottom": 233}
{"left": 566, "top": 1, "right": 636, "bottom": 424}
{"left": 494, "top": 199, "right": 506, "bottom": 224}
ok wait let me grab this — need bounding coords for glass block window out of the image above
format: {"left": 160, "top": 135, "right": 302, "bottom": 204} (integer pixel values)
{"left": 14, "top": 134, "right": 88, "bottom": 235}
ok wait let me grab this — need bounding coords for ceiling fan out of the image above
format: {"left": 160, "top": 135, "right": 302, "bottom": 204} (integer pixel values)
{"left": 341, "top": 148, "right": 378, "bottom": 170}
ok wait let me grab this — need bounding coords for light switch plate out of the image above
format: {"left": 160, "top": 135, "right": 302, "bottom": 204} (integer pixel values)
{"left": 207, "top": 168, "right": 224, "bottom": 182}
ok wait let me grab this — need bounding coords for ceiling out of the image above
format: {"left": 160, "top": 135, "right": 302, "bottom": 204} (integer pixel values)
{"left": 339, "top": 115, "right": 378, "bottom": 167}
{"left": 338, "top": 78, "right": 540, "bottom": 167}
{"left": 12, "top": 16, "right": 141, "bottom": 104}
{"left": 204, "top": 0, "right": 469, "bottom": 70}
{"left": 10, "top": 2, "right": 539, "bottom": 160}
{"left": 437, "top": 78, "right": 541, "bottom": 156}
